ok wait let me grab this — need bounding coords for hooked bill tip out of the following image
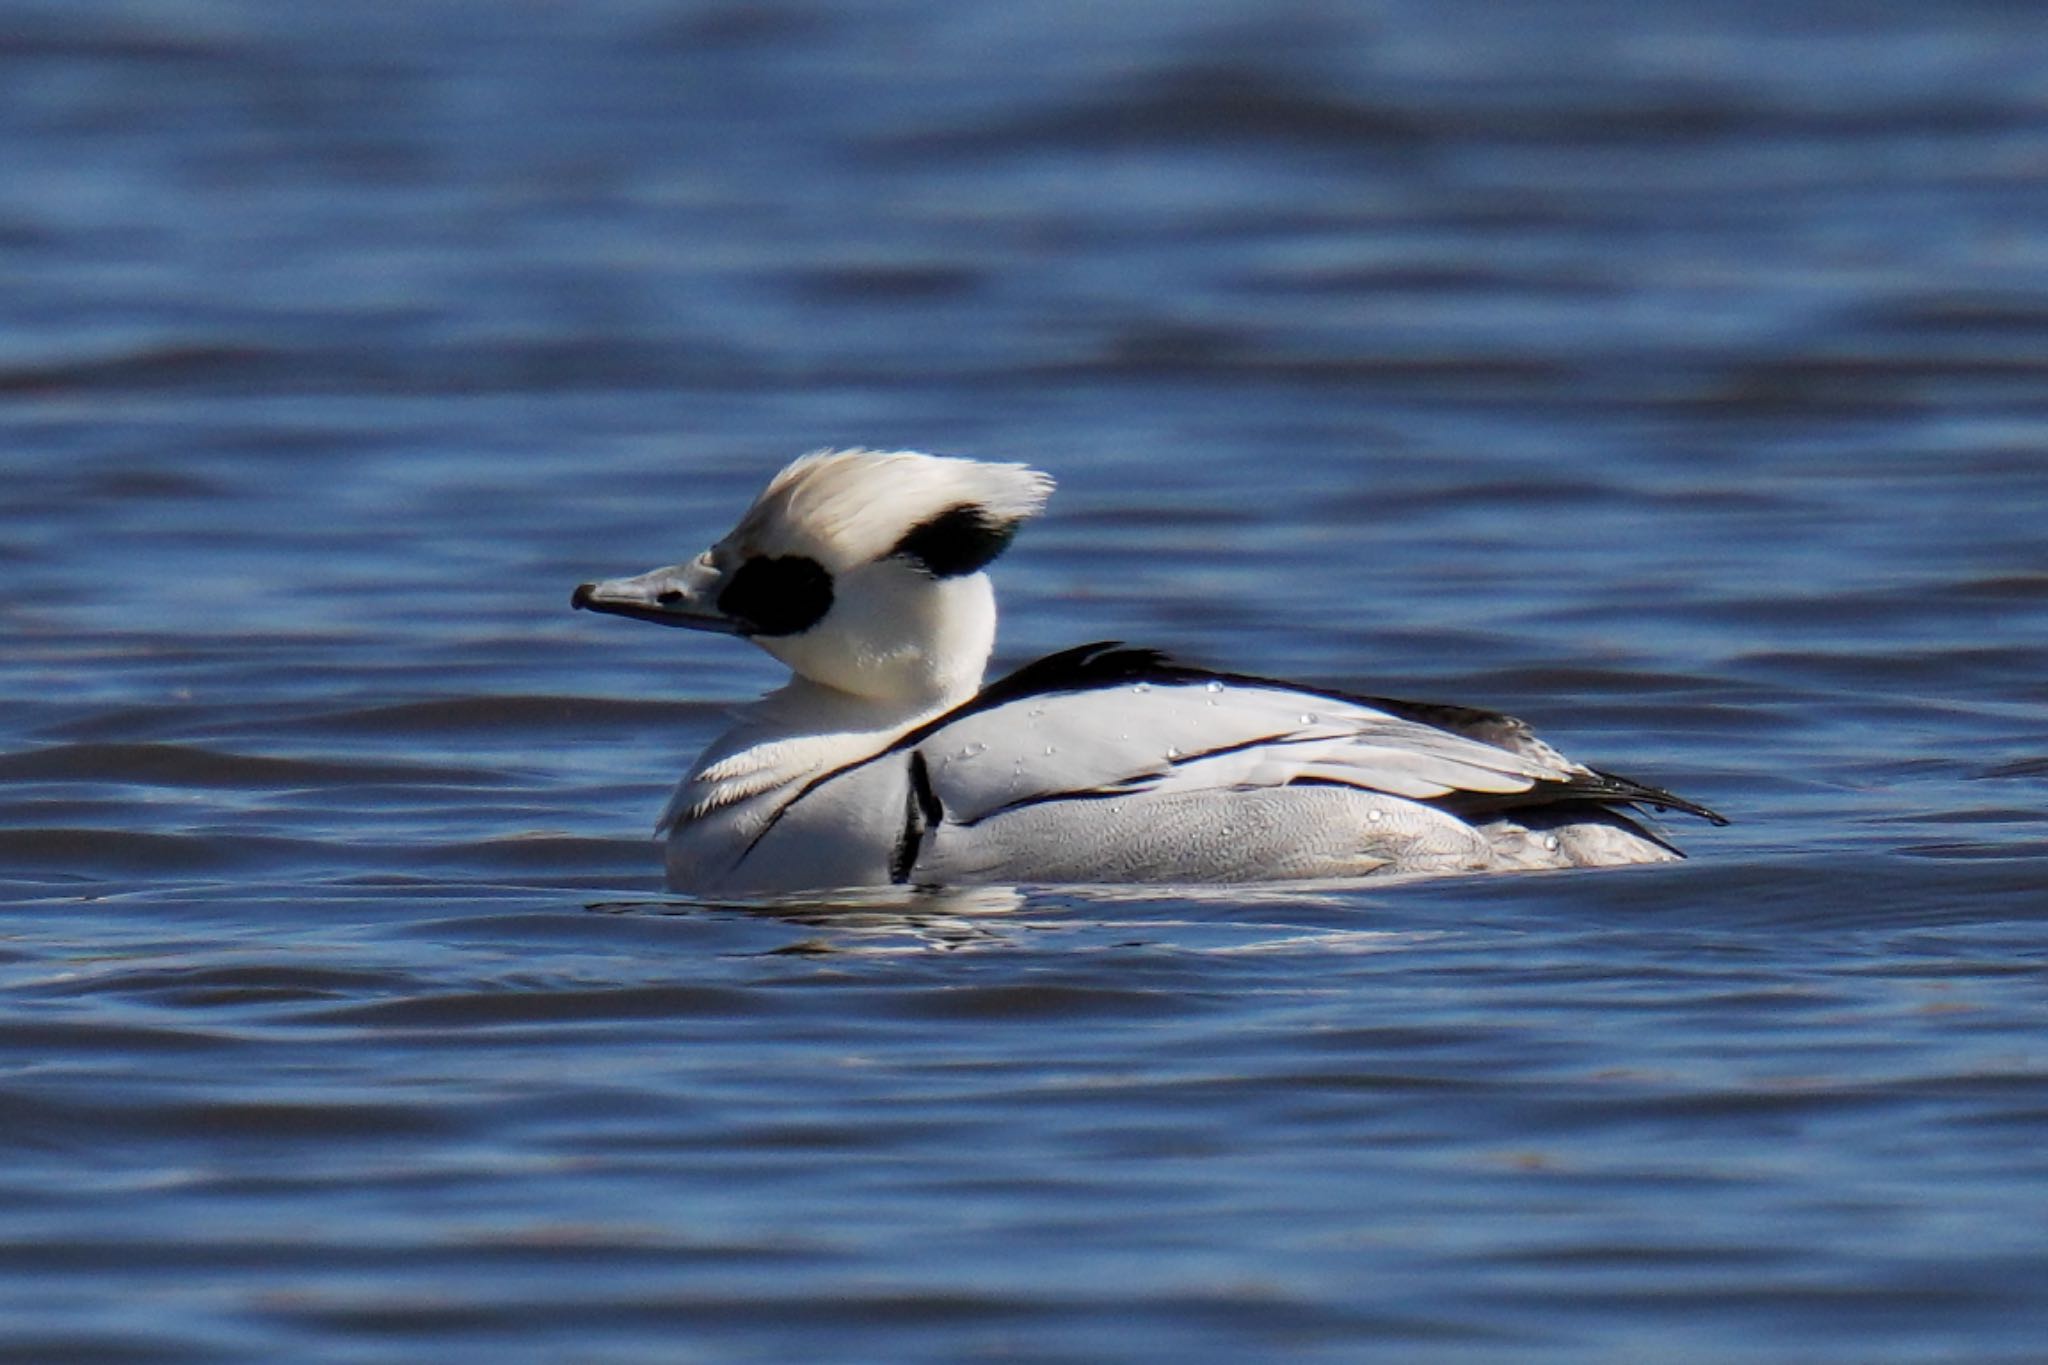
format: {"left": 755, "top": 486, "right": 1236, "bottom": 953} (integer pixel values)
{"left": 570, "top": 582, "right": 597, "bottom": 611}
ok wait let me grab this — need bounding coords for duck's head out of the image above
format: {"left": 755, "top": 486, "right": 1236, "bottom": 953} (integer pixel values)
{"left": 573, "top": 448, "right": 1053, "bottom": 707}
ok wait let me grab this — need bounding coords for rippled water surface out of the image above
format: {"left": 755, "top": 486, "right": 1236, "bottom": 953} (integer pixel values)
{"left": 6, "top": 1, "right": 2048, "bottom": 1360}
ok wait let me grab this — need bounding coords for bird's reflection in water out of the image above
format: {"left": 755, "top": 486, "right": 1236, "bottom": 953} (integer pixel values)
{"left": 588, "top": 879, "right": 1413, "bottom": 955}
{"left": 588, "top": 883, "right": 1032, "bottom": 952}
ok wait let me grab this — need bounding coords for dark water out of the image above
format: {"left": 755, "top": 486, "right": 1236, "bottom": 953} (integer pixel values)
{"left": 6, "top": 1, "right": 2048, "bottom": 1359}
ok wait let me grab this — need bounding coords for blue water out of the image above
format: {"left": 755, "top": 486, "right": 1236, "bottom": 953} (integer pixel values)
{"left": 6, "top": 1, "right": 2048, "bottom": 1360}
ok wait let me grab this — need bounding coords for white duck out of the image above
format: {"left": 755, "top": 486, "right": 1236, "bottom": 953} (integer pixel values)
{"left": 573, "top": 448, "right": 1723, "bottom": 897}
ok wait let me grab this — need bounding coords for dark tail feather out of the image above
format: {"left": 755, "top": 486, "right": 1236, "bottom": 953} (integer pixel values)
{"left": 1585, "top": 767, "right": 1729, "bottom": 826}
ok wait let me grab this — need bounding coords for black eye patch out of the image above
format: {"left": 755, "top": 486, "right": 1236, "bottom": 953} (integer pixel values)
{"left": 716, "top": 555, "right": 834, "bottom": 636}
{"left": 890, "top": 504, "right": 1019, "bottom": 578}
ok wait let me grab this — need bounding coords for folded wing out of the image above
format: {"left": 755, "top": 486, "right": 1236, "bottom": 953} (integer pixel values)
{"left": 902, "top": 643, "right": 1720, "bottom": 828}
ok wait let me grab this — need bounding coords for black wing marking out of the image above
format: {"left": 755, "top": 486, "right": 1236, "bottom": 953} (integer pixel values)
{"left": 925, "top": 641, "right": 1728, "bottom": 826}
{"left": 736, "top": 639, "right": 1724, "bottom": 875}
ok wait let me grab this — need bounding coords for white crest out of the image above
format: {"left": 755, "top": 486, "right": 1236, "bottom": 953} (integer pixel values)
{"left": 723, "top": 447, "right": 1055, "bottom": 568}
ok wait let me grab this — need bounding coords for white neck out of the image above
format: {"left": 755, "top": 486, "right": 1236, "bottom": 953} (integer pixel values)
{"left": 755, "top": 570, "right": 996, "bottom": 712}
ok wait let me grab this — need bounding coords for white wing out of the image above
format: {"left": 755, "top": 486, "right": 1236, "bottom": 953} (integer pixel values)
{"left": 715, "top": 644, "right": 1720, "bottom": 893}
{"left": 908, "top": 647, "right": 1588, "bottom": 828}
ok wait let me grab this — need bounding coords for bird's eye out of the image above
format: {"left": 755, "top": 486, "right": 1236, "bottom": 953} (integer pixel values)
{"left": 716, "top": 555, "right": 834, "bottom": 635}
{"left": 657, "top": 589, "right": 684, "bottom": 605}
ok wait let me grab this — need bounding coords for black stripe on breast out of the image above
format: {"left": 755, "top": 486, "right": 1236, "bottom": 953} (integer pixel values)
{"left": 889, "top": 749, "right": 944, "bottom": 884}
